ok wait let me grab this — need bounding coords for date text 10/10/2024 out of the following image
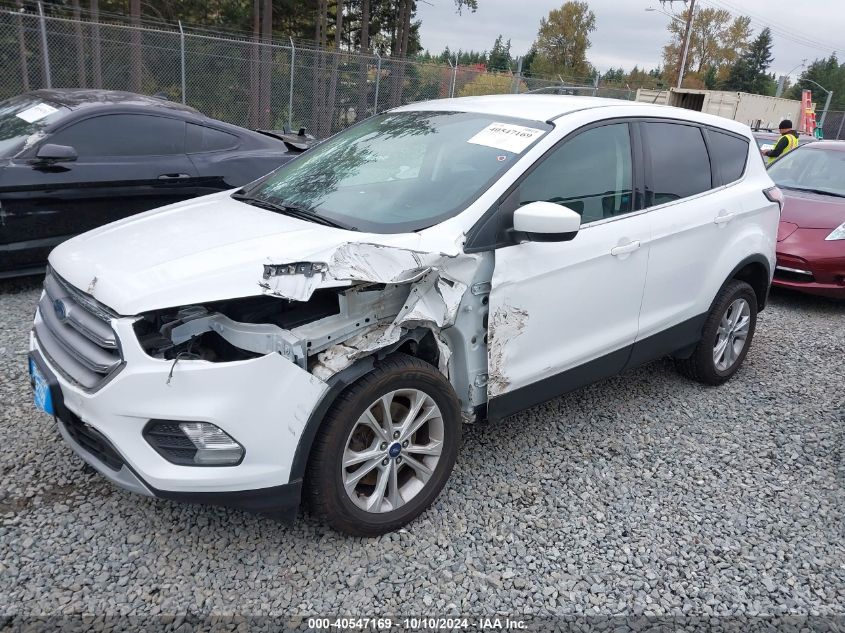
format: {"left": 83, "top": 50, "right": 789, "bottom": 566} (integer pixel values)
{"left": 307, "top": 617, "right": 528, "bottom": 630}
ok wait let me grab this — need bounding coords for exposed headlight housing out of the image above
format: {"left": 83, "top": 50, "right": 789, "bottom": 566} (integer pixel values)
{"left": 825, "top": 221, "right": 845, "bottom": 241}
{"left": 144, "top": 421, "right": 244, "bottom": 466}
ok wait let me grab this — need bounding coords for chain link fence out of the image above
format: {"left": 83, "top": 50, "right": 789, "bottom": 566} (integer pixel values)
{"left": 0, "top": 6, "right": 639, "bottom": 135}
{"left": 820, "top": 111, "right": 845, "bottom": 140}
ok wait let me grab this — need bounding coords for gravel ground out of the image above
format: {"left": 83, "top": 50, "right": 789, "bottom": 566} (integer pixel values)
{"left": 1, "top": 276, "right": 843, "bottom": 622}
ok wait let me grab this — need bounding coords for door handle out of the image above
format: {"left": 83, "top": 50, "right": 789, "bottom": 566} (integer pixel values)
{"left": 158, "top": 173, "right": 191, "bottom": 180}
{"left": 714, "top": 211, "right": 736, "bottom": 225}
{"left": 610, "top": 240, "right": 641, "bottom": 257}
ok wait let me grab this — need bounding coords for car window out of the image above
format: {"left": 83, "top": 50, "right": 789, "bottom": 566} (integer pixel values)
{"left": 0, "top": 95, "right": 69, "bottom": 158}
{"left": 707, "top": 129, "right": 749, "bottom": 185}
{"left": 187, "top": 123, "right": 239, "bottom": 152}
{"left": 768, "top": 146, "right": 845, "bottom": 198}
{"left": 246, "top": 111, "right": 552, "bottom": 233}
{"left": 518, "top": 123, "right": 633, "bottom": 223}
{"left": 50, "top": 114, "right": 185, "bottom": 156}
{"left": 643, "top": 122, "right": 712, "bottom": 206}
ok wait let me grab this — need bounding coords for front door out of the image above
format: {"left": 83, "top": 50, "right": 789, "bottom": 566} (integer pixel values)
{"left": 486, "top": 122, "right": 651, "bottom": 420}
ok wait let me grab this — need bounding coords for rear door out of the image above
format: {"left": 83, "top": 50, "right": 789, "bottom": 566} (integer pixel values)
{"left": 0, "top": 113, "right": 197, "bottom": 274}
{"left": 632, "top": 120, "right": 750, "bottom": 362}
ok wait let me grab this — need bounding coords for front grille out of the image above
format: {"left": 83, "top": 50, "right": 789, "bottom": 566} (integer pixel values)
{"left": 34, "top": 270, "right": 123, "bottom": 391}
{"left": 61, "top": 410, "right": 124, "bottom": 471}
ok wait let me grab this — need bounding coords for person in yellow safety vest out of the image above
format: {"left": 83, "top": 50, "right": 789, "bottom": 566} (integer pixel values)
{"left": 762, "top": 119, "right": 800, "bottom": 164}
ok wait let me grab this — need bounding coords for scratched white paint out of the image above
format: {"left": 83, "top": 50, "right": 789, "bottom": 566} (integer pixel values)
{"left": 486, "top": 302, "right": 528, "bottom": 397}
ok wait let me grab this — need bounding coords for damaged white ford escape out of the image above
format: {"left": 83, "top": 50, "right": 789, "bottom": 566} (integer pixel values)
{"left": 29, "top": 95, "right": 780, "bottom": 536}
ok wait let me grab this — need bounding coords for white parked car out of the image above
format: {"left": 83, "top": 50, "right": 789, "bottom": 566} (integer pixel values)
{"left": 29, "top": 95, "right": 780, "bottom": 536}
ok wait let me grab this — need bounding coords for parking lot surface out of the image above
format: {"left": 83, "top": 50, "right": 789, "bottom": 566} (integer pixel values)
{"left": 1, "top": 276, "right": 843, "bottom": 619}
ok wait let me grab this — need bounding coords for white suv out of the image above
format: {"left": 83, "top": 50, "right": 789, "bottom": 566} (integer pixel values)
{"left": 29, "top": 95, "right": 780, "bottom": 536}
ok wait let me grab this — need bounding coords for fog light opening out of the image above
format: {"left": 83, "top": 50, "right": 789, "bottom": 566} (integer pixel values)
{"left": 144, "top": 420, "right": 244, "bottom": 466}
{"left": 179, "top": 422, "right": 244, "bottom": 465}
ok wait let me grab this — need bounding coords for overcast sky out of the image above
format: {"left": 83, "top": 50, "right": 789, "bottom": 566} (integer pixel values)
{"left": 416, "top": 0, "right": 844, "bottom": 79}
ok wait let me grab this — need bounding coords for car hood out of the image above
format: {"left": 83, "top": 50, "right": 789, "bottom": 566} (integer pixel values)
{"left": 48, "top": 191, "right": 443, "bottom": 315}
{"left": 779, "top": 188, "right": 845, "bottom": 230}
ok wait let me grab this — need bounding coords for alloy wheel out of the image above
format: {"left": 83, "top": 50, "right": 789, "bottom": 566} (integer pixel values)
{"left": 713, "top": 297, "right": 751, "bottom": 372}
{"left": 341, "top": 389, "right": 445, "bottom": 514}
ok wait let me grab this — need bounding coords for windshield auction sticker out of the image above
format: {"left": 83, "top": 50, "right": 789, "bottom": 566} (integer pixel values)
{"left": 467, "top": 122, "right": 545, "bottom": 154}
{"left": 16, "top": 103, "right": 59, "bottom": 123}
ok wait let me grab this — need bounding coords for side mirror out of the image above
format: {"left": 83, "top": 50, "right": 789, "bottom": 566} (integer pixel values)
{"left": 35, "top": 143, "right": 78, "bottom": 162}
{"left": 512, "top": 201, "right": 581, "bottom": 242}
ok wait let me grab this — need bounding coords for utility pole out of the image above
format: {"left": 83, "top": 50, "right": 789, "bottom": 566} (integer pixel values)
{"left": 676, "top": 0, "right": 695, "bottom": 88}
{"left": 658, "top": 0, "right": 695, "bottom": 89}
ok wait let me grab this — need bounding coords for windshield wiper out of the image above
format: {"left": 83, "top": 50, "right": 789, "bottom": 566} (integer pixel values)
{"left": 231, "top": 192, "right": 356, "bottom": 230}
{"left": 779, "top": 186, "right": 845, "bottom": 199}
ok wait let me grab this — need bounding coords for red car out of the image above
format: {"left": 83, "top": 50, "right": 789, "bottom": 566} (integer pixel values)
{"left": 767, "top": 141, "right": 845, "bottom": 299}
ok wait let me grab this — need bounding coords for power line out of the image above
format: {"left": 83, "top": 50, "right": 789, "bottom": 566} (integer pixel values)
{"left": 698, "top": 0, "right": 840, "bottom": 57}
{"left": 707, "top": 0, "right": 840, "bottom": 51}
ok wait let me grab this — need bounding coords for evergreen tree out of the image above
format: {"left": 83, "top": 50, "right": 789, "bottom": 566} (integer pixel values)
{"left": 487, "top": 35, "right": 512, "bottom": 72}
{"left": 722, "top": 27, "right": 774, "bottom": 94}
{"left": 788, "top": 55, "right": 845, "bottom": 110}
{"left": 521, "top": 46, "right": 538, "bottom": 77}
{"left": 703, "top": 66, "right": 718, "bottom": 89}
{"left": 601, "top": 67, "right": 625, "bottom": 83}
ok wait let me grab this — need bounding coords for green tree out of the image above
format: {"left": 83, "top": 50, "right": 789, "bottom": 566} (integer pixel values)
{"left": 721, "top": 27, "right": 774, "bottom": 94}
{"left": 487, "top": 34, "right": 512, "bottom": 72}
{"left": 457, "top": 49, "right": 488, "bottom": 65}
{"left": 602, "top": 67, "right": 625, "bottom": 83}
{"left": 528, "top": 1, "right": 596, "bottom": 79}
{"left": 703, "top": 65, "right": 718, "bottom": 89}
{"left": 662, "top": 7, "right": 751, "bottom": 87}
{"left": 521, "top": 46, "right": 538, "bottom": 77}
{"left": 788, "top": 55, "right": 845, "bottom": 110}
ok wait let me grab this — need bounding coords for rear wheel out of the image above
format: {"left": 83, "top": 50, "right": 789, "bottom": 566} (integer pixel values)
{"left": 675, "top": 280, "right": 758, "bottom": 385}
{"left": 305, "top": 354, "right": 461, "bottom": 536}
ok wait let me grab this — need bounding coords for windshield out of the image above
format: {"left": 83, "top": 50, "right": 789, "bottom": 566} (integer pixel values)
{"left": 768, "top": 146, "right": 845, "bottom": 198}
{"left": 0, "top": 95, "right": 69, "bottom": 158}
{"left": 754, "top": 135, "right": 777, "bottom": 151}
{"left": 242, "top": 111, "right": 551, "bottom": 233}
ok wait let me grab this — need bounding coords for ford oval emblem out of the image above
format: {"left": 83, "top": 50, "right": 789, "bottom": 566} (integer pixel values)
{"left": 53, "top": 299, "right": 68, "bottom": 322}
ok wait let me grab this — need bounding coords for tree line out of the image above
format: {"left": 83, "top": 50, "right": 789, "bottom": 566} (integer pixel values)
{"left": 420, "top": 0, "right": 842, "bottom": 105}
{"left": 11, "top": 0, "right": 842, "bottom": 135}
{"left": 16, "top": 0, "right": 477, "bottom": 132}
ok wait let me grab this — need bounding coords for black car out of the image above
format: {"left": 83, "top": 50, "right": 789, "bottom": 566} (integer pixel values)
{"left": 0, "top": 89, "right": 310, "bottom": 278}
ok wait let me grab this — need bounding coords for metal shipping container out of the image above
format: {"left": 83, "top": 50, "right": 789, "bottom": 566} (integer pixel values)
{"left": 635, "top": 88, "right": 805, "bottom": 130}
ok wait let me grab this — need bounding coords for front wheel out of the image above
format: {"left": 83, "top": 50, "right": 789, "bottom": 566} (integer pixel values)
{"left": 675, "top": 280, "right": 758, "bottom": 385}
{"left": 305, "top": 354, "right": 461, "bottom": 536}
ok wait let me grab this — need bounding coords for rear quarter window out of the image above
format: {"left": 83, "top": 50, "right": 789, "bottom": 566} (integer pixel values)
{"left": 707, "top": 129, "right": 749, "bottom": 185}
{"left": 187, "top": 123, "right": 239, "bottom": 152}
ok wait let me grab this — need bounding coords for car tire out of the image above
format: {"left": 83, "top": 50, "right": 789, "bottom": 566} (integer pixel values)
{"left": 305, "top": 354, "right": 461, "bottom": 536}
{"left": 675, "top": 280, "right": 758, "bottom": 386}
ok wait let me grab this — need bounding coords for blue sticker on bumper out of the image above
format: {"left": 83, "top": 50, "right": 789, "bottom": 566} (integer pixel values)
{"left": 30, "top": 358, "right": 54, "bottom": 416}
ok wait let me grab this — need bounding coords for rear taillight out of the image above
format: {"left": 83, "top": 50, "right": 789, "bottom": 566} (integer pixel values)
{"left": 764, "top": 186, "right": 784, "bottom": 211}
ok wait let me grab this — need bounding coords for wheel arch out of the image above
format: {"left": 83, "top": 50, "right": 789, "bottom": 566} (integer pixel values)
{"left": 289, "top": 328, "right": 444, "bottom": 484}
{"left": 724, "top": 254, "right": 771, "bottom": 311}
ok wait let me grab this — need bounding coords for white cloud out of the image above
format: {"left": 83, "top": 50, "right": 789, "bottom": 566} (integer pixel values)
{"left": 416, "top": 0, "right": 843, "bottom": 79}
